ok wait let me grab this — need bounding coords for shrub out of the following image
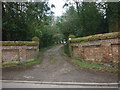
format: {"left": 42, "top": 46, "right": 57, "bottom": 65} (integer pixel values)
{"left": 64, "top": 43, "right": 71, "bottom": 57}
{"left": 68, "top": 35, "right": 76, "bottom": 38}
{"left": 32, "top": 36, "right": 39, "bottom": 41}
{"left": 25, "top": 41, "right": 39, "bottom": 46}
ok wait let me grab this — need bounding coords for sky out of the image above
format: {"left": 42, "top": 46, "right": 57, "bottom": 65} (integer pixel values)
{"left": 48, "top": 0, "right": 119, "bottom": 16}
{"left": 48, "top": 0, "right": 66, "bottom": 16}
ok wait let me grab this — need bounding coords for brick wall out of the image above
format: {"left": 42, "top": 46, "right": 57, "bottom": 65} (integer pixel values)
{"left": 2, "top": 41, "right": 39, "bottom": 62}
{"left": 70, "top": 32, "right": 120, "bottom": 66}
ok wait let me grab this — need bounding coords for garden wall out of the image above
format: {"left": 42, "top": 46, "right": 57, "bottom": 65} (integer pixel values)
{"left": 69, "top": 32, "right": 120, "bottom": 66}
{"left": 2, "top": 40, "right": 39, "bottom": 62}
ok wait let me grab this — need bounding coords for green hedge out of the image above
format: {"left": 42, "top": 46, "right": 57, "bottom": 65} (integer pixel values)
{"left": 2, "top": 41, "right": 39, "bottom": 46}
{"left": 70, "top": 32, "right": 120, "bottom": 43}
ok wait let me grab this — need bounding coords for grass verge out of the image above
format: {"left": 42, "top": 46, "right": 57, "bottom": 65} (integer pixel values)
{"left": 62, "top": 51, "right": 118, "bottom": 72}
{"left": 20, "top": 58, "right": 42, "bottom": 67}
{"left": 2, "top": 61, "right": 20, "bottom": 68}
{"left": 2, "top": 58, "right": 42, "bottom": 69}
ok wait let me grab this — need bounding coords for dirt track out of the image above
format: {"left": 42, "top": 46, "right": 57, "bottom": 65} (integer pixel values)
{"left": 2, "top": 45, "right": 118, "bottom": 83}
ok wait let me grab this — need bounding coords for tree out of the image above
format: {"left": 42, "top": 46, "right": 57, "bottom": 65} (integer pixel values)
{"left": 2, "top": 2, "right": 58, "bottom": 47}
{"left": 57, "top": 2, "right": 108, "bottom": 40}
{"left": 106, "top": 2, "right": 120, "bottom": 32}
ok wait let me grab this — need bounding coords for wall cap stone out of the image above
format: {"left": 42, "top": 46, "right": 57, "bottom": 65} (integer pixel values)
{"left": 70, "top": 32, "right": 120, "bottom": 43}
{"left": 1, "top": 41, "right": 39, "bottom": 46}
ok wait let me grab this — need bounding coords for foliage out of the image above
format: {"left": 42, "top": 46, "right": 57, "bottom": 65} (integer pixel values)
{"left": 21, "top": 58, "right": 41, "bottom": 67}
{"left": 105, "top": 2, "right": 120, "bottom": 32}
{"left": 63, "top": 43, "right": 71, "bottom": 57}
{"left": 56, "top": 2, "right": 109, "bottom": 41}
{"left": 68, "top": 35, "right": 76, "bottom": 38}
{"left": 32, "top": 36, "right": 39, "bottom": 41}
{"left": 39, "top": 25, "right": 63, "bottom": 47}
{"left": 57, "top": 2, "right": 120, "bottom": 41}
{"left": 2, "top": 2, "right": 119, "bottom": 48}
{"left": 2, "top": 2, "right": 59, "bottom": 48}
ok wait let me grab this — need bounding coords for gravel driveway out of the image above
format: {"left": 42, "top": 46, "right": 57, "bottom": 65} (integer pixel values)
{"left": 2, "top": 45, "right": 118, "bottom": 83}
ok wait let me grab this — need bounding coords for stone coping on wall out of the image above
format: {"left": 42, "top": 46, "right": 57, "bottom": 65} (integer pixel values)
{"left": 1, "top": 41, "right": 39, "bottom": 46}
{"left": 2, "top": 46, "right": 38, "bottom": 50}
{"left": 70, "top": 38, "right": 119, "bottom": 47}
{"left": 70, "top": 32, "right": 120, "bottom": 43}
{"left": 71, "top": 43, "right": 101, "bottom": 47}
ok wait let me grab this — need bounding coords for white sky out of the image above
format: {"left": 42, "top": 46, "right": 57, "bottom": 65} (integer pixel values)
{"left": 49, "top": 0, "right": 66, "bottom": 16}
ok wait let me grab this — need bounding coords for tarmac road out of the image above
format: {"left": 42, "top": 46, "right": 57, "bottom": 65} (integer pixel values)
{"left": 2, "top": 80, "right": 119, "bottom": 88}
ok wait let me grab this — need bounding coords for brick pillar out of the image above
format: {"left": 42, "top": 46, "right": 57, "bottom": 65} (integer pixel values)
{"left": 19, "top": 46, "right": 27, "bottom": 62}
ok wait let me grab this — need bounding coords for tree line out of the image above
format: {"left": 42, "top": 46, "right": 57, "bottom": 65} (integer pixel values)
{"left": 2, "top": 2, "right": 63, "bottom": 47}
{"left": 56, "top": 2, "right": 120, "bottom": 39}
{"left": 2, "top": 1, "right": 120, "bottom": 47}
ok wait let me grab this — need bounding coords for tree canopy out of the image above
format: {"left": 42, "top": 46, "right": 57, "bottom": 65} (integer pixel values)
{"left": 56, "top": 2, "right": 119, "bottom": 40}
{"left": 2, "top": 1, "right": 119, "bottom": 47}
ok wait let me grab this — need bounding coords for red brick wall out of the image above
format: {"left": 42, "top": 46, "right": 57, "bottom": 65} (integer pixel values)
{"left": 26, "top": 49, "right": 36, "bottom": 60}
{"left": 2, "top": 49, "right": 19, "bottom": 61}
{"left": 70, "top": 38, "right": 119, "bottom": 66}
{"left": 2, "top": 42, "right": 39, "bottom": 62}
{"left": 111, "top": 44, "right": 120, "bottom": 65}
{"left": 83, "top": 46, "right": 103, "bottom": 63}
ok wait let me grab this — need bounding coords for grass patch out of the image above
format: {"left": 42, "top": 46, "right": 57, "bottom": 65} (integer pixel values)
{"left": 2, "top": 61, "right": 20, "bottom": 68}
{"left": 2, "top": 58, "right": 42, "bottom": 68}
{"left": 21, "top": 58, "right": 42, "bottom": 67}
{"left": 73, "top": 59, "right": 111, "bottom": 69}
{"left": 70, "top": 59, "right": 118, "bottom": 72}
{"left": 62, "top": 53, "right": 68, "bottom": 56}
